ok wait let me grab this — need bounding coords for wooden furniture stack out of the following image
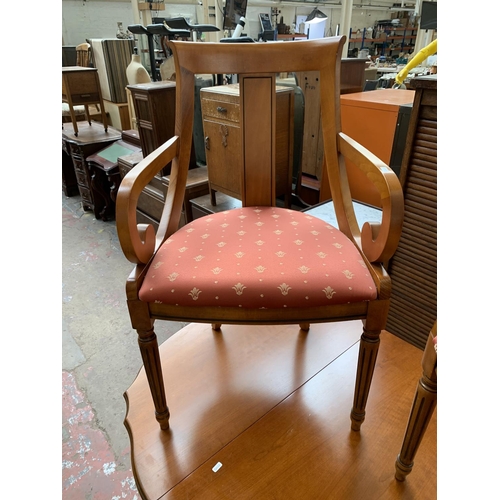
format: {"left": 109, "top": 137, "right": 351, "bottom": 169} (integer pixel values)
{"left": 62, "top": 122, "right": 121, "bottom": 214}
{"left": 386, "top": 75, "right": 437, "bottom": 350}
{"left": 200, "top": 83, "right": 294, "bottom": 207}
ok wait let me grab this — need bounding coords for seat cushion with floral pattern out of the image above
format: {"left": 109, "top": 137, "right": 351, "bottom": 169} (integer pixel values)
{"left": 139, "top": 207, "right": 377, "bottom": 309}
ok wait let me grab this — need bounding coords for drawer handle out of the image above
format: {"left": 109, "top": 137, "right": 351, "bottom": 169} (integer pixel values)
{"left": 205, "top": 136, "right": 210, "bottom": 150}
{"left": 80, "top": 94, "right": 91, "bottom": 98}
{"left": 216, "top": 106, "right": 227, "bottom": 113}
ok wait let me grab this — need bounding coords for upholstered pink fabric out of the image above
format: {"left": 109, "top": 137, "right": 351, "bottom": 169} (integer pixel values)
{"left": 139, "top": 207, "right": 377, "bottom": 308}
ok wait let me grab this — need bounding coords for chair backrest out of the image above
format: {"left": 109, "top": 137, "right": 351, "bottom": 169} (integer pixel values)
{"left": 118, "top": 37, "right": 403, "bottom": 266}
{"left": 169, "top": 37, "right": 344, "bottom": 208}
{"left": 76, "top": 42, "right": 91, "bottom": 67}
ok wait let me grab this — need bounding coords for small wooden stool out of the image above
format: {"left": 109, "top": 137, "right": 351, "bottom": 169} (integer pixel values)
{"left": 162, "top": 166, "right": 209, "bottom": 226}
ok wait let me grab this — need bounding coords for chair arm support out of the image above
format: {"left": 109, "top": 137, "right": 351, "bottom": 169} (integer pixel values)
{"left": 337, "top": 132, "right": 404, "bottom": 262}
{"left": 116, "top": 136, "right": 179, "bottom": 264}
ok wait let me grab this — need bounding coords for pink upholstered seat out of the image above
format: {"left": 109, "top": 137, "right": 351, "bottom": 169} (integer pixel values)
{"left": 139, "top": 207, "right": 377, "bottom": 308}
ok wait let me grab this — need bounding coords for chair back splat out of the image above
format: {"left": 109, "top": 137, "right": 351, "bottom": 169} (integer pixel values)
{"left": 115, "top": 37, "right": 405, "bottom": 440}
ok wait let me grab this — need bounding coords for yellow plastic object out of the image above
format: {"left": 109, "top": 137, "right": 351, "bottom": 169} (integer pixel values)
{"left": 394, "top": 39, "right": 437, "bottom": 88}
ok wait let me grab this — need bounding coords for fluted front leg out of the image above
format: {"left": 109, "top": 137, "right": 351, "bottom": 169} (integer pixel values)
{"left": 395, "top": 375, "right": 437, "bottom": 480}
{"left": 395, "top": 330, "right": 437, "bottom": 480}
{"left": 350, "top": 326, "right": 381, "bottom": 431}
{"left": 137, "top": 327, "right": 170, "bottom": 430}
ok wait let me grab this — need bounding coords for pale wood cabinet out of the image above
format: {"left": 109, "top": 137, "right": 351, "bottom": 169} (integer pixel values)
{"left": 200, "top": 84, "right": 294, "bottom": 207}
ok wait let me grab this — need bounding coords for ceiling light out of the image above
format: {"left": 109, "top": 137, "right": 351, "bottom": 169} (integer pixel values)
{"left": 305, "top": 8, "right": 328, "bottom": 23}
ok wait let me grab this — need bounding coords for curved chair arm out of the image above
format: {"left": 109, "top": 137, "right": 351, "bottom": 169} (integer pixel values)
{"left": 337, "top": 132, "right": 404, "bottom": 263}
{"left": 116, "top": 136, "right": 179, "bottom": 264}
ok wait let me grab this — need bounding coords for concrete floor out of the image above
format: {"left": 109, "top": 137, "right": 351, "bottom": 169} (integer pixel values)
{"left": 62, "top": 192, "right": 187, "bottom": 499}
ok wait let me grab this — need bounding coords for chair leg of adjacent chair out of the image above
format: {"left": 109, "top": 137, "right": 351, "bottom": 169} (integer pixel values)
{"left": 395, "top": 332, "right": 437, "bottom": 481}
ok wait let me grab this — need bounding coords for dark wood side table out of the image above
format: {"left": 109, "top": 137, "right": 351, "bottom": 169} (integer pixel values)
{"left": 62, "top": 122, "right": 121, "bottom": 213}
{"left": 86, "top": 140, "right": 141, "bottom": 221}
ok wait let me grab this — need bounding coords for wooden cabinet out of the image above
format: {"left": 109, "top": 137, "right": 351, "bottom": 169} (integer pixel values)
{"left": 62, "top": 122, "right": 121, "bottom": 214}
{"left": 127, "top": 81, "right": 196, "bottom": 175}
{"left": 339, "top": 89, "right": 415, "bottom": 207}
{"left": 200, "top": 84, "right": 294, "bottom": 207}
{"left": 386, "top": 75, "right": 437, "bottom": 350}
{"left": 296, "top": 59, "right": 376, "bottom": 204}
{"left": 127, "top": 81, "right": 176, "bottom": 159}
{"left": 62, "top": 66, "right": 108, "bottom": 136}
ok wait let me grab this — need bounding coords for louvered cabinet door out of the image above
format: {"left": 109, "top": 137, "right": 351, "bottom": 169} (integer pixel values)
{"left": 386, "top": 76, "right": 437, "bottom": 350}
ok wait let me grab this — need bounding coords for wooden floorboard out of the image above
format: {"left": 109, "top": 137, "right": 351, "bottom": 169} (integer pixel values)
{"left": 124, "top": 322, "right": 436, "bottom": 500}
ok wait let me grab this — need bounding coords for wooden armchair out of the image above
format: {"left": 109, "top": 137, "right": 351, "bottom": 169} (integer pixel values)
{"left": 116, "top": 36, "right": 404, "bottom": 432}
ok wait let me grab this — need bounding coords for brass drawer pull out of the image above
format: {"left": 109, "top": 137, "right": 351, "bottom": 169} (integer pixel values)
{"left": 216, "top": 106, "right": 227, "bottom": 113}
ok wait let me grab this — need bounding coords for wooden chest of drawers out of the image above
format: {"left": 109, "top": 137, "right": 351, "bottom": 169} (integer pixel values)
{"left": 200, "top": 84, "right": 294, "bottom": 207}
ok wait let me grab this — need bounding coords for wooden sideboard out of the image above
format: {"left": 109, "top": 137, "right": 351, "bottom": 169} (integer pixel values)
{"left": 386, "top": 75, "right": 437, "bottom": 350}
{"left": 200, "top": 83, "right": 294, "bottom": 207}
